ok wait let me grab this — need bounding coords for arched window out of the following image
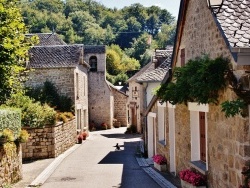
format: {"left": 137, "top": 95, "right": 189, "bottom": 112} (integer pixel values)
{"left": 89, "top": 56, "right": 97, "bottom": 72}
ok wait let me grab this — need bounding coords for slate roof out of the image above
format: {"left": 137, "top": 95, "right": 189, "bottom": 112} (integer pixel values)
{"left": 215, "top": 0, "right": 250, "bottom": 47}
{"left": 84, "top": 45, "right": 106, "bottom": 54}
{"left": 127, "top": 62, "right": 155, "bottom": 82}
{"left": 29, "top": 45, "right": 84, "bottom": 68}
{"left": 136, "top": 50, "right": 172, "bottom": 83}
{"left": 26, "top": 33, "right": 67, "bottom": 46}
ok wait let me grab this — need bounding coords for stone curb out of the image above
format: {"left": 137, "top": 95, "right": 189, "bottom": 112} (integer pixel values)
{"left": 27, "top": 143, "right": 83, "bottom": 187}
{"left": 136, "top": 157, "right": 177, "bottom": 188}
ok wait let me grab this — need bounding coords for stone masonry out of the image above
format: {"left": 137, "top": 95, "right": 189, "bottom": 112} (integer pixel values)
{"left": 151, "top": 0, "right": 250, "bottom": 187}
{"left": 22, "top": 119, "right": 76, "bottom": 159}
{"left": 0, "top": 143, "right": 22, "bottom": 187}
{"left": 112, "top": 87, "right": 128, "bottom": 126}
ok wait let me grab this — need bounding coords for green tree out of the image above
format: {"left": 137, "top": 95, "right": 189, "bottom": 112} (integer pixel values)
{"left": 156, "top": 23, "right": 176, "bottom": 48}
{"left": 0, "top": 0, "right": 37, "bottom": 103}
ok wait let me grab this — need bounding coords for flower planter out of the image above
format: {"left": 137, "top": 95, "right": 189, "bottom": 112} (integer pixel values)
{"left": 154, "top": 162, "right": 167, "bottom": 172}
{"left": 181, "top": 180, "right": 206, "bottom": 188}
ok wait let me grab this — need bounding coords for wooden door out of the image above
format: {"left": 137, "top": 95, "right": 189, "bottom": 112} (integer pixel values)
{"left": 199, "top": 112, "right": 206, "bottom": 162}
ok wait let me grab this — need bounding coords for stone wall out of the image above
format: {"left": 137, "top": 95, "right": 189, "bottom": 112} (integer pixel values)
{"left": 0, "top": 143, "right": 22, "bottom": 186}
{"left": 112, "top": 88, "right": 128, "bottom": 126}
{"left": 88, "top": 72, "right": 113, "bottom": 127}
{"left": 26, "top": 68, "right": 75, "bottom": 101}
{"left": 22, "top": 119, "right": 76, "bottom": 160}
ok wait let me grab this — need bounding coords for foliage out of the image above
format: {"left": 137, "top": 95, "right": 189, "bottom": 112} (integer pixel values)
{"left": 19, "top": 0, "right": 175, "bottom": 49}
{"left": 125, "top": 124, "right": 137, "bottom": 134}
{"left": 152, "top": 154, "right": 167, "bottom": 165}
{"left": 4, "top": 94, "right": 56, "bottom": 127}
{"left": 156, "top": 56, "right": 230, "bottom": 105}
{"left": 0, "top": 108, "right": 21, "bottom": 138}
{"left": 113, "top": 73, "right": 129, "bottom": 86}
{"left": 17, "top": 129, "right": 29, "bottom": 143}
{"left": 56, "top": 112, "right": 74, "bottom": 123}
{"left": 26, "top": 81, "right": 73, "bottom": 112}
{"left": 179, "top": 169, "right": 206, "bottom": 186}
{"left": 0, "top": 129, "right": 15, "bottom": 142}
{"left": 0, "top": 0, "right": 38, "bottom": 104}
{"left": 221, "top": 99, "right": 247, "bottom": 118}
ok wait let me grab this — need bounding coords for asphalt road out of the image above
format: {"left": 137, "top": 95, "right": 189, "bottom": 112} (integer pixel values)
{"left": 41, "top": 127, "right": 161, "bottom": 188}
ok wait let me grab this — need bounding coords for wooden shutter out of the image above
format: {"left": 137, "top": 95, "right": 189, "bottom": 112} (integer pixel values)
{"left": 181, "top": 48, "right": 185, "bottom": 67}
{"left": 199, "top": 112, "right": 206, "bottom": 162}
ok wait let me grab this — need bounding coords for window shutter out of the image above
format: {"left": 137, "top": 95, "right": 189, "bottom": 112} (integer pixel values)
{"left": 181, "top": 48, "right": 185, "bottom": 67}
{"left": 199, "top": 112, "right": 206, "bottom": 162}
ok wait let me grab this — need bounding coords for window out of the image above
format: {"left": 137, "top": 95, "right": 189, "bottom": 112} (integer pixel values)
{"left": 181, "top": 48, "right": 185, "bottom": 67}
{"left": 188, "top": 102, "right": 208, "bottom": 174}
{"left": 89, "top": 56, "right": 97, "bottom": 72}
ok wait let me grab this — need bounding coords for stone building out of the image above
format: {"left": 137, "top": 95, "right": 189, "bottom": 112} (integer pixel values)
{"left": 27, "top": 44, "right": 89, "bottom": 131}
{"left": 126, "top": 49, "right": 172, "bottom": 134}
{"left": 144, "top": 0, "right": 250, "bottom": 187}
{"left": 26, "top": 33, "right": 128, "bottom": 131}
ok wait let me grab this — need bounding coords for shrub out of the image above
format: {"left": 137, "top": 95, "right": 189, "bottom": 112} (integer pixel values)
{"left": 4, "top": 94, "right": 56, "bottom": 128}
{"left": 26, "top": 81, "right": 73, "bottom": 112}
{"left": 0, "top": 129, "right": 15, "bottom": 142}
{"left": 18, "top": 130, "right": 30, "bottom": 143}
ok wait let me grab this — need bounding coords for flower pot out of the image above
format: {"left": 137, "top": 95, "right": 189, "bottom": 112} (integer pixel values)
{"left": 181, "top": 180, "right": 206, "bottom": 188}
{"left": 154, "top": 162, "right": 167, "bottom": 172}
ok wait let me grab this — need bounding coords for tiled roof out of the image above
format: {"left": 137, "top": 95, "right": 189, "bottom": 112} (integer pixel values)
{"left": 84, "top": 45, "right": 106, "bottom": 54}
{"left": 215, "top": 0, "right": 250, "bottom": 47}
{"left": 26, "top": 33, "right": 67, "bottom": 46}
{"left": 136, "top": 50, "right": 172, "bottom": 82}
{"left": 127, "top": 62, "right": 155, "bottom": 82}
{"left": 29, "top": 45, "right": 84, "bottom": 68}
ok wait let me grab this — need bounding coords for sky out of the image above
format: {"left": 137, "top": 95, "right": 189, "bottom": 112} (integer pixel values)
{"left": 97, "top": 0, "right": 181, "bottom": 19}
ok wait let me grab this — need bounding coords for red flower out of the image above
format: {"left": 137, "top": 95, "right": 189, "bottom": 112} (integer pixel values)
{"left": 179, "top": 169, "right": 206, "bottom": 186}
{"left": 152, "top": 154, "right": 167, "bottom": 165}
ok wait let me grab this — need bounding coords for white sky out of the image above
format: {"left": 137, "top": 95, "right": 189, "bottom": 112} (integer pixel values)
{"left": 97, "top": 0, "right": 181, "bottom": 19}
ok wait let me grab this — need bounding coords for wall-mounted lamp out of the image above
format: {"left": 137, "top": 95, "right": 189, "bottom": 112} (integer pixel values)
{"left": 207, "top": 0, "right": 223, "bottom": 13}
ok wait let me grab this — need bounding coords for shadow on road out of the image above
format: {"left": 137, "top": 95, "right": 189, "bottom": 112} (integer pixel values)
{"left": 100, "top": 133, "right": 142, "bottom": 139}
{"left": 98, "top": 132, "right": 160, "bottom": 188}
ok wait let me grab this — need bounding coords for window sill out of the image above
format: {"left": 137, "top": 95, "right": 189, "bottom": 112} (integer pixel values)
{"left": 189, "top": 160, "right": 207, "bottom": 175}
{"left": 158, "top": 140, "right": 166, "bottom": 146}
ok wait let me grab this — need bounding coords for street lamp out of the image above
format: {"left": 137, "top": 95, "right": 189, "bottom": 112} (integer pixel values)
{"left": 207, "top": 0, "right": 223, "bottom": 13}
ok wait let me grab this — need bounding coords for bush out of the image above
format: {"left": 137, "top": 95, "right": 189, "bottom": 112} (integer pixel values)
{"left": 0, "top": 129, "right": 15, "bottom": 142}
{"left": 0, "top": 108, "right": 21, "bottom": 138}
{"left": 4, "top": 94, "right": 56, "bottom": 128}
{"left": 18, "top": 130, "right": 30, "bottom": 143}
{"left": 26, "top": 81, "right": 73, "bottom": 112}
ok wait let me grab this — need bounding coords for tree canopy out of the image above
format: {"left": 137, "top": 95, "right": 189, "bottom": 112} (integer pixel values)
{"left": 0, "top": 0, "right": 37, "bottom": 104}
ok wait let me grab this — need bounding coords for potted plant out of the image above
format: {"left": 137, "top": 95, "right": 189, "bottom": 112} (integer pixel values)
{"left": 101, "top": 122, "right": 107, "bottom": 130}
{"left": 179, "top": 169, "right": 206, "bottom": 188}
{"left": 152, "top": 154, "right": 167, "bottom": 172}
{"left": 82, "top": 131, "right": 88, "bottom": 140}
{"left": 77, "top": 131, "right": 83, "bottom": 144}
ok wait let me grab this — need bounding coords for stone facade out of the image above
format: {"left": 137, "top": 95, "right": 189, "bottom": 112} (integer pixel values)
{"left": 112, "top": 87, "right": 128, "bottom": 126}
{"left": 26, "top": 66, "right": 89, "bottom": 130}
{"left": 22, "top": 119, "right": 76, "bottom": 159}
{"left": 127, "top": 80, "right": 143, "bottom": 133}
{"left": 0, "top": 143, "right": 22, "bottom": 186}
{"left": 149, "top": 0, "right": 250, "bottom": 187}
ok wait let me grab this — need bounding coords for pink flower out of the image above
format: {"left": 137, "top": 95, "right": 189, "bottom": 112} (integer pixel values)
{"left": 152, "top": 154, "right": 167, "bottom": 165}
{"left": 179, "top": 169, "right": 206, "bottom": 186}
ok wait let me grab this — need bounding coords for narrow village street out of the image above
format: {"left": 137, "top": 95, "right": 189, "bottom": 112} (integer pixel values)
{"left": 40, "top": 127, "right": 162, "bottom": 188}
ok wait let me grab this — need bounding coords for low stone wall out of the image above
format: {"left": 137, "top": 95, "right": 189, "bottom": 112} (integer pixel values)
{"left": 22, "top": 119, "right": 76, "bottom": 160}
{"left": 0, "top": 143, "right": 22, "bottom": 186}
